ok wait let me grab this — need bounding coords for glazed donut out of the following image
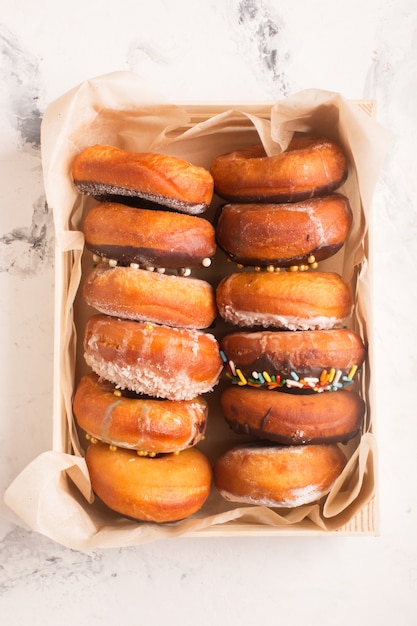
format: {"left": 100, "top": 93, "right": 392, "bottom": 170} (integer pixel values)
{"left": 215, "top": 194, "right": 352, "bottom": 270}
{"left": 220, "top": 385, "right": 365, "bottom": 445}
{"left": 210, "top": 135, "right": 348, "bottom": 203}
{"left": 216, "top": 271, "right": 353, "bottom": 330}
{"left": 83, "top": 263, "right": 217, "bottom": 329}
{"left": 86, "top": 441, "right": 212, "bottom": 523}
{"left": 213, "top": 442, "right": 347, "bottom": 508}
{"left": 73, "top": 374, "right": 208, "bottom": 454}
{"left": 83, "top": 314, "right": 223, "bottom": 401}
{"left": 220, "top": 328, "right": 366, "bottom": 392}
{"left": 82, "top": 203, "right": 216, "bottom": 271}
{"left": 72, "top": 144, "right": 214, "bottom": 215}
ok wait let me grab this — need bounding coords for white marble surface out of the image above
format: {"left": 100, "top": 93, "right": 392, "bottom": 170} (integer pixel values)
{"left": 1, "top": 0, "right": 416, "bottom": 624}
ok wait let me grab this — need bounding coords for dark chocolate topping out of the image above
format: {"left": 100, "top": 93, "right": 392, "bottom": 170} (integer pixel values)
{"left": 217, "top": 242, "right": 344, "bottom": 268}
{"left": 214, "top": 171, "right": 348, "bottom": 204}
{"left": 225, "top": 417, "right": 360, "bottom": 446}
{"left": 75, "top": 181, "right": 208, "bottom": 215}
{"left": 86, "top": 243, "right": 212, "bottom": 269}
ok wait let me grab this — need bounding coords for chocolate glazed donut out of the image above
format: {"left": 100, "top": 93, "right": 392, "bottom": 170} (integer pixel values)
{"left": 210, "top": 135, "right": 348, "bottom": 203}
{"left": 220, "top": 385, "right": 365, "bottom": 445}
{"left": 215, "top": 193, "right": 353, "bottom": 270}
{"left": 83, "top": 202, "right": 216, "bottom": 271}
{"left": 220, "top": 328, "right": 366, "bottom": 392}
{"left": 73, "top": 144, "right": 214, "bottom": 215}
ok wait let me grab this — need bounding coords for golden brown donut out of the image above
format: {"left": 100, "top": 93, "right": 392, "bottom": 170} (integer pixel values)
{"left": 86, "top": 441, "right": 212, "bottom": 523}
{"left": 213, "top": 442, "right": 347, "bottom": 508}
{"left": 83, "top": 263, "right": 217, "bottom": 329}
{"left": 83, "top": 314, "right": 223, "bottom": 401}
{"left": 210, "top": 135, "right": 348, "bottom": 203}
{"left": 73, "top": 373, "right": 208, "bottom": 454}
{"left": 83, "top": 203, "right": 216, "bottom": 271}
{"left": 72, "top": 144, "right": 214, "bottom": 214}
{"left": 215, "top": 194, "right": 352, "bottom": 270}
{"left": 220, "top": 386, "right": 365, "bottom": 444}
{"left": 220, "top": 328, "right": 366, "bottom": 391}
{"left": 216, "top": 271, "right": 353, "bottom": 330}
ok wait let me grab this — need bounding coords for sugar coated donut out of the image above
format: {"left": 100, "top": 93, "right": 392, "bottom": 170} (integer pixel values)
{"left": 215, "top": 194, "right": 352, "bottom": 270}
{"left": 73, "top": 374, "right": 208, "bottom": 454}
{"left": 220, "top": 328, "right": 366, "bottom": 392}
{"left": 216, "top": 271, "right": 353, "bottom": 330}
{"left": 86, "top": 441, "right": 213, "bottom": 522}
{"left": 83, "top": 314, "right": 223, "bottom": 401}
{"left": 210, "top": 135, "right": 348, "bottom": 203}
{"left": 214, "top": 442, "right": 347, "bottom": 508}
{"left": 82, "top": 203, "right": 216, "bottom": 271}
{"left": 83, "top": 263, "right": 217, "bottom": 329}
{"left": 220, "top": 385, "right": 365, "bottom": 444}
{"left": 72, "top": 144, "right": 214, "bottom": 214}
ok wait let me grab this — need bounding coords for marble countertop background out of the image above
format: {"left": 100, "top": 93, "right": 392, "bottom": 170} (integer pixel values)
{"left": 1, "top": 0, "right": 416, "bottom": 624}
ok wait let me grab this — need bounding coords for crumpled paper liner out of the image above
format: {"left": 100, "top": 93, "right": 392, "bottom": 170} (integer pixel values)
{"left": 5, "top": 72, "right": 390, "bottom": 550}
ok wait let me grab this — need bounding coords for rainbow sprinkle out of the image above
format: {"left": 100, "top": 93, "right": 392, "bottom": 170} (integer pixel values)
{"left": 219, "top": 351, "right": 360, "bottom": 392}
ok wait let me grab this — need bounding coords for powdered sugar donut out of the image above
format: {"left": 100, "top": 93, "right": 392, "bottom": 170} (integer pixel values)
{"left": 83, "top": 314, "right": 223, "bottom": 401}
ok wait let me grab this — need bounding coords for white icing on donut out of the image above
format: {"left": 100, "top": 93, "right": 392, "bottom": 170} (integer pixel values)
{"left": 217, "top": 484, "right": 331, "bottom": 508}
{"left": 220, "top": 304, "right": 348, "bottom": 331}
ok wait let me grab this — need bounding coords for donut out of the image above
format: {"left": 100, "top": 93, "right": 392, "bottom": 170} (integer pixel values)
{"left": 215, "top": 194, "right": 353, "bottom": 270}
{"left": 220, "top": 328, "right": 366, "bottom": 392}
{"left": 86, "top": 441, "right": 213, "bottom": 522}
{"left": 72, "top": 144, "right": 214, "bottom": 214}
{"left": 73, "top": 373, "right": 208, "bottom": 454}
{"left": 82, "top": 202, "right": 216, "bottom": 271}
{"left": 213, "top": 442, "right": 347, "bottom": 508}
{"left": 210, "top": 135, "right": 348, "bottom": 203}
{"left": 83, "top": 314, "right": 223, "bottom": 401}
{"left": 216, "top": 271, "right": 353, "bottom": 330}
{"left": 83, "top": 263, "right": 217, "bottom": 329}
{"left": 220, "top": 385, "right": 365, "bottom": 445}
